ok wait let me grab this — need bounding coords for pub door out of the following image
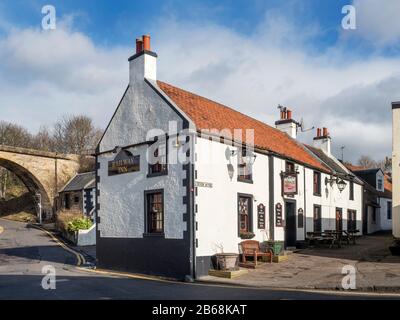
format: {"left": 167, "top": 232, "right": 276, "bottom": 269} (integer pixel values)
{"left": 336, "top": 208, "right": 343, "bottom": 231}
{"left": 285, "top": 201, "right": 296, "bottom": 248}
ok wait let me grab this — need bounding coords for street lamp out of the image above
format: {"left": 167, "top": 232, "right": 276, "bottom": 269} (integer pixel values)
{"left": 325, "top": 176, "right": 347, "bottom": 193}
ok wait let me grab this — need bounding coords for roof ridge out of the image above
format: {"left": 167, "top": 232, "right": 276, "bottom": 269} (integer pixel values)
{"left": 157, "top": 80, "right": 285, "bottom": 136}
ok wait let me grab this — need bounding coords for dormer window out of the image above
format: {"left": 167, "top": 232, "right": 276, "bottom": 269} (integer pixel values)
{"left": 237, "top": 148, "right": 253, "bottom": 183}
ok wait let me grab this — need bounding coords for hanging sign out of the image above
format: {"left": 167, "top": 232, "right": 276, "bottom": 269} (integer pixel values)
{"left": 257, "top": 203, "right": 266, "bottom": 229}
{"left": 275, "top": 203, "right": 283, "bottom": 227}
{"left": 108, "top": 149, "right": 140, "bottom": 176}
{"left": 282, "top": 173, "right": 298, "bottom": 195}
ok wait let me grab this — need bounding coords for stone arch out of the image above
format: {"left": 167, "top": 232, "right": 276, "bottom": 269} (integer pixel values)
{"left": 0, "top": 158, "right": 52, "bottom": 213}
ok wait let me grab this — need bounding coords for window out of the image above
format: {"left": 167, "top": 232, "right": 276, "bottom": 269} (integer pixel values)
{"left": 74, "top": 196, "right": 79, "bottom": 204}
{"left": 238, "top": 195, "right": 252, "bottom": 234}
{"left": 347, "top": 210, "right": 357, "bottom": 231}
{"left": 349, "top": 181, "right": 354, "bottom": 200}
{"left": 237, "top": 148, "right": 253, "bottom": 182}
{"left": 388, "top": 201, "right": 392, "bottom": 220}
{"left": 286, "top": 161, "right": 295, "bottom": 173}
{"left": 377, "top": 178, "right": 383, "bottom": 191}
{"left": 148, "top": 141, "right": 168, "bottom": 176}
{"left": 313, "top": 171, "right": 321, "bottom": 196}
{"left": 146, "top": 191, "right": 164, "bottom": 234}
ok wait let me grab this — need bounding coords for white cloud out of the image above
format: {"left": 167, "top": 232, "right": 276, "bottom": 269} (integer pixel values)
{"left": 347, "top": 0, "right": 400, "bottom": 47}
{"left": 0, "top": 9, "right": 398, "bottom": 163}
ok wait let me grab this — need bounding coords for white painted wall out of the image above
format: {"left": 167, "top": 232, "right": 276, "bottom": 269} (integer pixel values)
{"left": 195, "top": 136, "right": 270, "bottom": 256}
{"left": 379, "top": 197, "right": 392, "bottom": 231}
{"left": 98, "top": 142, "right": 188, "bottom": 239}
{"left": 392, "top": 106, "right": 400, "bottom": 238}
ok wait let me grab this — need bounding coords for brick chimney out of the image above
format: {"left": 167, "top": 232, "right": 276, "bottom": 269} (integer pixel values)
{"left": 128, "top": 34, "right": 157, "bottom": 84}
{"left": 275, "top": 107, "right": 298, "bottom": 139}
{"left": 313, "top": 127, "right": 331, "bottom": 154}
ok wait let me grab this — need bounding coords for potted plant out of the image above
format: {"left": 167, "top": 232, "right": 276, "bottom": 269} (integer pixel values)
{"left": 239, "top": 231, "right": 255, "bottom": 240}
{"left": 213, "top": 244, "right": 239, "bottom": 271}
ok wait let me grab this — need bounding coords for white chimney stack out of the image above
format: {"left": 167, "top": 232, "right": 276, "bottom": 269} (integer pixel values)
{"left": 129, "top": 34, "right": 157, "bottom": 84}
{"left": 313, "top": 127, "right": 331, "bottom": 154}
{"left": 275, "top": 108, "right": 297, "bottom": 139}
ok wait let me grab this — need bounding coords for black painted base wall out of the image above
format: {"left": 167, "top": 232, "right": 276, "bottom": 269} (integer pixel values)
{"left": 97, "top": 232, "right": 192, "bottom": 280}
{"left": 196, "top": 256, "right": 213, "bottom": 277}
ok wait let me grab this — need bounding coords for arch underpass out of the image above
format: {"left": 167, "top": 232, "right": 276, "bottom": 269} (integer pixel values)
{"left": 0, "top": 145, "right": 80, "bottom": 217}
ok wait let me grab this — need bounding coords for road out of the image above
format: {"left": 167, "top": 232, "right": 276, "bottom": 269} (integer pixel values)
{"left": 0, "top": 218, "right": 398, "bottom": 300}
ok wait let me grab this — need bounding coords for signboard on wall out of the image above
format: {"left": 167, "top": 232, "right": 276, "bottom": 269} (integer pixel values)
{"left": 257, "top": 203, "right": 266, "bottom": 229}
{"left": 108, "top": 149, "right": 140, "bottom": 176}
{"left": 275, "top": 203, "right": 283, "bottom": 227}
{"left": 282, "top": 173, "right": 298, "bottom": 195}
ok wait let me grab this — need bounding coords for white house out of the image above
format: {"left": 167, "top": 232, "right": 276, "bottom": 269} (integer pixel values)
{"left": 392, "top": 102, "right": 400, "bottom": 239}
{"left": 95, "top": 35, "right": 363, "bottom": 280}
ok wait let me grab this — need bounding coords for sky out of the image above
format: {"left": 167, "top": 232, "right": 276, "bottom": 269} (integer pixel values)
{"left": 0, "top": 0, "right": 399, "bottom": 163}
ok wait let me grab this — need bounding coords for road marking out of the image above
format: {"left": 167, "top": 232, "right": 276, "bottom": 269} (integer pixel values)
{"left": 77, "top": 267, "right": 400, "bottom": 298}
{"left": 29, "top": 224, "right": 86, "bottom": 266}
{"left": 0, "top": 225, "right": 3, "bottom": 235}
{"left": 77, "top": 267, "right": 173, "bottom": 283}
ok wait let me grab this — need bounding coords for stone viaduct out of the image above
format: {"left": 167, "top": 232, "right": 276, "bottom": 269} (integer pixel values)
{"left": 0, "top": 145, "right": 81, "bottom": 216}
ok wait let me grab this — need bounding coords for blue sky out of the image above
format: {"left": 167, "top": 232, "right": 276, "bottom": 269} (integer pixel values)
{"left": 0, "top": 0, "right": 399, "bottom": 162}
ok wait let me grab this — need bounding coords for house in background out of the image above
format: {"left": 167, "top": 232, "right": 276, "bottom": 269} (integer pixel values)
{"left": 345, "top": 165, "right": 392, "bottom": 234}
{"left": 58, "top": 172, "right": 96, "bottom": 219}
{"left": 95, "top": 35, "right": 363, "bottom": 280}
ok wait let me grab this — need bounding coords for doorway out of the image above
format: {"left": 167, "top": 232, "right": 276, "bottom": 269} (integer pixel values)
{"left": 313, "top": 205, "right": 322, "bottom": 232}
{"left": 336, "top": 208, "right": 343, "bottom": 231}
{"left": 285, "top": 201, "right": 296, "bottom": 248}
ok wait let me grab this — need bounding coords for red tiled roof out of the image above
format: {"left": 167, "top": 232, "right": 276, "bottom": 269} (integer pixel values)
{"left": 344, "top": 163, "right": 365, "bottom": 171}
{"left": 157, "top": 80, "right": 330, "bottom": 172}
{"left": 384, "top": 174, "right": 392, "bottom": 193}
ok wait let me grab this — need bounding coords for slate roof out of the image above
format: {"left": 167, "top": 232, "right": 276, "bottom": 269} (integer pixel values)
{"left": 157, "top": 81, "right": 330, "bottom": 173}
{"left": 305, "top": 145, "right": 350, "bottom": 176}
{"left": 61, "top": 172, "right": 95, "bottom": 192}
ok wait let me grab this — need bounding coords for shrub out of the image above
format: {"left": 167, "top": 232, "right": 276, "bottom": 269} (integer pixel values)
{"left": 67, "top": 217, "right": 93, "bottom": 233}
{"left": 56, "top": 211, "right": 83, "bottom": 233}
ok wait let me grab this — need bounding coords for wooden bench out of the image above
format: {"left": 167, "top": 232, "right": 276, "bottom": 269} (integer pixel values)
{"left": 239, "top": 240, "right": 273, "bottom": 266}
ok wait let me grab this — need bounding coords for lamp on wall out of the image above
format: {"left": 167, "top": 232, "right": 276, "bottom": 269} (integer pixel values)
{"left": 325, "top": 176, "right": 347, "bottom": 192}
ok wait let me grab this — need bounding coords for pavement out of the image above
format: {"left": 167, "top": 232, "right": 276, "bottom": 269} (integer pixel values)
{"left": 1, "top": 218, "right": 400, "bottom": 299}
{"left": 200, "top": 232, "right": 400, "bottom": 292}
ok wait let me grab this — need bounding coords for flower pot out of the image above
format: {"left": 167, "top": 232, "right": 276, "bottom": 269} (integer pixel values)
{"left": 214, "top": 253, "right": 239, "bottom": 271}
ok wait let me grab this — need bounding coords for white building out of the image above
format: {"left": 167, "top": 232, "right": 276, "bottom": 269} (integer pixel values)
{"left": 392, "top": 102, "right": 400, "bottom": 239}
{"left": 95, "top": 35, "right": 363, "bottom": 279}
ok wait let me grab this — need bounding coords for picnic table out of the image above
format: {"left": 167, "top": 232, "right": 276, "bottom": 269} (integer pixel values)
{"left": 306, "top": 229, "right": 359, "bottom": 248}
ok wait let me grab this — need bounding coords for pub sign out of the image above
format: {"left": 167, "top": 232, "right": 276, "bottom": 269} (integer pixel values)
{"left": 257, "top": 203, "right": 266, "bottom": 229}
{"left": 282, "top": 173, "right": 298, "bottom": 195}
{"left": 108, "top": 149, "right": 140, "bottom": 176}
{"left": 275, "top": 203, "right": 283, "bottom": 227}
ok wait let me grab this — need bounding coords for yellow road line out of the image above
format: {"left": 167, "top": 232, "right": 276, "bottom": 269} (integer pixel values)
{"left": 77, "top": 267, "right": 173, "bottom": 283}
{"left": 30, "top": 224, "right": 86, "bottom": 266}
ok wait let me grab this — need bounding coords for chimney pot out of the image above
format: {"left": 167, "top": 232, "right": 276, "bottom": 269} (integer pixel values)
{"left": 136, "top": 38, "right": 143, "bottom": 54}
{"left": 317, "top": 128, "right": 321, "bottom": 137}
{"left": 143, "top": 34, "right": 151, "bottom": 51}
{"left": 287, "top": 110, "right": 292, "bottom": 119}
{"left": 323, "top": 127, "right": 328, "bottom": 137}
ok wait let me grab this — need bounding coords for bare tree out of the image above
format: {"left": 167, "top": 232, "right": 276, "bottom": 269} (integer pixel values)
{"left": 357, "top": 155, "right": 378, "bottom": 169}
{"left": 52, "top": 115, "right": 101, "bottom": 154}
{"left": 32, "top": 126, "right": 54, "bottom": 152}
